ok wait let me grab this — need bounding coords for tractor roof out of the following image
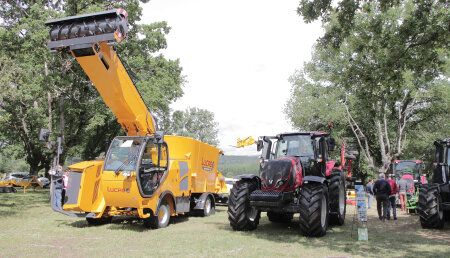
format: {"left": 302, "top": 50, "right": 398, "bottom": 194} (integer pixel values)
{"left": 434, "top": 138, "right": 450, "bottom": 147}
{"left": 278, "top": 131, "right": 329, "bottom": 137}
{"left": 394, "top": 160, "right": 423, "bottom": 164}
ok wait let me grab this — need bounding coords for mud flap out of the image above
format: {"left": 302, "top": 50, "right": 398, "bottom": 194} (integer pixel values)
{"left": 193, "top": 192, "right": 215, "bottom": 215}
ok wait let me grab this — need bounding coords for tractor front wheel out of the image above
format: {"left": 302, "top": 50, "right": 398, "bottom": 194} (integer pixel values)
{"left": 299, "top": 183, "right": 329, "bottom": 237}
{"left": 227, "top": 180, "right": 260, "bottom": 231}
{"left": 419, "top": 184, "right": 444, "bottom": 229}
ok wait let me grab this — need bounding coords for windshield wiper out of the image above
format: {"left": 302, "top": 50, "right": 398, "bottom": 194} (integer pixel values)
{"left": 115, "top": 153, "right": 138, "bottom": 175}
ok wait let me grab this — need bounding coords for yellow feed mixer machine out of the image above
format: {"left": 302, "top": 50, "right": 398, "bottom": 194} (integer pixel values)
{"left": 45, "top": 9, "right": 227, "bottom": 228}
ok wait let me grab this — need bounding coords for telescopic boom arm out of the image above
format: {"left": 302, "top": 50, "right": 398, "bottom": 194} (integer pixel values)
{"left": 46, "top": 9, "right": 156, "bottom": 136}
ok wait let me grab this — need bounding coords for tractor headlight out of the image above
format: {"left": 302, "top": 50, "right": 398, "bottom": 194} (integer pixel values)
{"left": 261, "top": 180, "right": 267, "bottom": 188}
{"left": 122, "top": 170, "right": 131, "bottom": 177}
{"left": 275, "top": 178, "right": 287, "bottom": 188}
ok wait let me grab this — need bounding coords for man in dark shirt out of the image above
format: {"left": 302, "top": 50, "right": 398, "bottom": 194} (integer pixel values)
{"left": 373, "top": 173, "right": 392, "bottom": 221}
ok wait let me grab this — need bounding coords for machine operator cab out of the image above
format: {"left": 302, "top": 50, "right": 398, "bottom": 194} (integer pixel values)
{"left": 257, "top": 132, "right": 335, "bottom": 178}
{"left": 103, "top": 134, "right": 168, "bottom": 197}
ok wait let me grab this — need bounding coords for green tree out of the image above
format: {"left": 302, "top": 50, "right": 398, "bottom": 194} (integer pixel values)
{"left": 289, "top": 0, "right": 449, "bottom": 174}
{"left": 0, "top": 1, "right": 185, "bottom": 174}
{"left": 167, "top": 107, "right": 220, "bottom": 147}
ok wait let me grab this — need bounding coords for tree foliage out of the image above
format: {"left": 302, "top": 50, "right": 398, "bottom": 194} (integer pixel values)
{"left": 166, "top": 107, "right": 220, "bottom": 147}
{"left": 0, "top": 1, "right": 185, "bottom": 174}
{"left": 290, "top": 0, "right": 449, "bottom": 176}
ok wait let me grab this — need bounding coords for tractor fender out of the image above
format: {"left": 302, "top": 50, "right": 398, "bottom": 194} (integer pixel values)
{"left": 234, "top": 174, "right": 261, "bottom": 187}
{"left": 157, "top": 190, "right": 175, "bottom": 215}
{"left": 193, "top": 192, "right": 215, "bottom": 212}
{"left": 302, "top": 176, "right": 327, "bottom": 184}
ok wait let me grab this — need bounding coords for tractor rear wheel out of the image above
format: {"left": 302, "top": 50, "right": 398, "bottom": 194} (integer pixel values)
{"left": 419, "top": 184, "right": 444, "bottom": 229}
{"left": 86, "top": 216, "right": 112, "bottom": 226}
{"left": 329, "top": 171, "right": 346, "bottom": 226}
{"left": 144, "top": 199, "right": 171, "bottom": 229}
{"left": 299, "top": 183, "right": 329, "bottom": 237}
{"left": 227, "top": 180, "right": 260, "bottom": 231}
{"left": 267, "top": 211, "right": 294, "bottom": 223}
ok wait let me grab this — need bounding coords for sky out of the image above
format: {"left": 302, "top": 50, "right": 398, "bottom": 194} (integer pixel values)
{"left": 141, "top": 0, "right": 323, "bottom": 155}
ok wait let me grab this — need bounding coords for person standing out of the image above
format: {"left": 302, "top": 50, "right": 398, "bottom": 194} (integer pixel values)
{"left": 386, "top": 175, "right": 399, "bottom": 220}
{"left": 373, "top": 173, "right": 392, "bottom": 221}
{"left": 398, "top": 177, "right": 408, "bottom": 211}
{"left": 53, "top": 165, "right": 64, "bottom": 210}
{"left": 366, "top": 179, "right": 374, "bottom": 209}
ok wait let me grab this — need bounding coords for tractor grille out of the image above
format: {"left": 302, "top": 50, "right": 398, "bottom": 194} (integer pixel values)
{"left": 249, "top": 190, "right": 293, "bottom": 208}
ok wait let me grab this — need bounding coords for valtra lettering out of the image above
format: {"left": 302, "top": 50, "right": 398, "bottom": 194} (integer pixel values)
{"left": 107, "top": 187, "right": 130, "bottom": 193}
{"left": 202, "top": 158, "right": 214, "bottom": 171}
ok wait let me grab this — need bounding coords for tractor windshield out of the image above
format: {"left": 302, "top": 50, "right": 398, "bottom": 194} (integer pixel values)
{"left": 275, "top": 135, "right": 314, "bottom": 158}
{"left": 104, "top": 138, "right": 143, "bottom": 171}
{"left": 394, "top": 161, "right": 421, "bottom": 181}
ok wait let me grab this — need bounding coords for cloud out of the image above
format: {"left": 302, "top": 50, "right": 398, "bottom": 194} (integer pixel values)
{"left": 142, "top": 0, "right": 323, "bottom": 155}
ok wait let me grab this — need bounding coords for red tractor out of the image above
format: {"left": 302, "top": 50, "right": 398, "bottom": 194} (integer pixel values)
{"left": 227, "top": 132, "right": 347, "bottom": 237}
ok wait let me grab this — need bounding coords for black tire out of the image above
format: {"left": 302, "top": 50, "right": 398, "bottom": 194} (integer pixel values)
{"left": 86, "top": 216, "right": 112, "bottom": 226}
{"left": 144, "top": 199, "right": 171, "bottom": 229}
{"left": 267, "top": 211, "right": 294, "bottom": 223}
{"left": 199, "top": 196, "right": 215, "bottom": 217}
{"left": 227, "top": 180, "right": 260, "bottom": 231}
{"left": 329, "top": 172, "right": 346, "bottom": 226}
{"left": 299, "top": 183, "right": 329, "bottom": 237}
{"left": 418, "top": 184, "right": 444, "bottom": 229}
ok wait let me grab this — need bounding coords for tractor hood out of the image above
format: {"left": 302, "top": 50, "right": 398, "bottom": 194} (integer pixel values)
{"left": 260, "top": 157, "right": 302, "bottom": 191}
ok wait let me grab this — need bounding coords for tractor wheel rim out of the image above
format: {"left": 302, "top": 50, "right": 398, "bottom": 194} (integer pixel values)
{"left": 247, "top": 206, "right": 258, "bottom": 222}
{"left": 205, "top": 198, "right": 211, "bottom": 214}
{"left": 321, "top": 193, "right": 327, "bottom": 228}
{"left": 339, "top": 181, "right": 345, "bottom": 215}
{"left": 159, "top": 205, "right": 169, "bottom": 225}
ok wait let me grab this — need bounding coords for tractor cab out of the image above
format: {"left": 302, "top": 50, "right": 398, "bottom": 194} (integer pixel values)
{"left": 432, "top": 138, "right": 450, "bottom": 185}
{"left": 393, "top": 160, "right": 425, "bottom": 182}
{"left": 258, "top": 132, "right": 335, "bottom": 179}
{"left": 103, "top": 134, "right": 168, "bottom": 197}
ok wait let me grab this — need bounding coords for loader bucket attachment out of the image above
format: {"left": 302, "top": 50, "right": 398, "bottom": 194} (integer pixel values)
{"left": 45, "top": 9, "right": 128, "bottom": 51}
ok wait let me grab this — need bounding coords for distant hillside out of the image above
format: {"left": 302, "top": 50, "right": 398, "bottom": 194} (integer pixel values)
{"left": 218, "top": 155, "right": 259, "bottom": 178}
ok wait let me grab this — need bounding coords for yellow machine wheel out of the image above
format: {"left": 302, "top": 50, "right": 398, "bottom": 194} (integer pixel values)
{"left": 144, "top": 199, "right": 170, "bottom": 229}
{"left": 198, "top": 196, "right": 215, "bottom": 217}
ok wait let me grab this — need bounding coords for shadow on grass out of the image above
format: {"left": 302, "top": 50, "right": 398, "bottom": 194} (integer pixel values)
{"left": 0, "top": 189, "right": 50, "bottom": 218}
{"left": 64, "top": 214, "right": 191, "bottom": 232}
{"left": 213, "top": 208, "right": 450, "bottom": 257}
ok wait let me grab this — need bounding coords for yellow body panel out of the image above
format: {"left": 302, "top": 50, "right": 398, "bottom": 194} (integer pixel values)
{"left": 65, "top": 136, "right": 228, "bottom": 218}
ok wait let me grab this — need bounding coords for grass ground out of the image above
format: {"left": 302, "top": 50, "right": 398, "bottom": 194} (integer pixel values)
{"left": 1, "top": 189, "right": 449, "bottom": 257}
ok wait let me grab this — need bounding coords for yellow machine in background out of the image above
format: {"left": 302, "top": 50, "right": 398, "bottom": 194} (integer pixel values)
{"left": 0, "top": 176, "right": 42, "bottom": 193}
{"left": 45, "top": 9, "right": 227, "bottom": 228}
{"left": 235, "top": 136, "right": 256, "bottom": 148}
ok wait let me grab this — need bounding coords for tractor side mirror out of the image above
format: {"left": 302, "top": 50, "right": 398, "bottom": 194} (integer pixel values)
{"left": 257, "top": 140, "right": 263, "bottom": 151}
{"left": 153, "top": 131, "right": 164, "bottom": 144}
{"left": 327, "top": 138, "right": 336, "bottom": 151}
